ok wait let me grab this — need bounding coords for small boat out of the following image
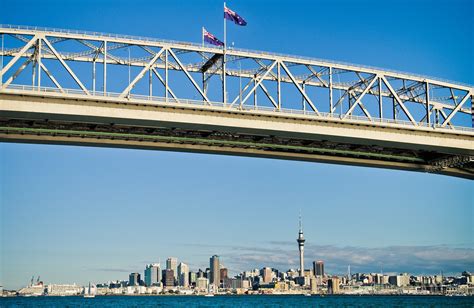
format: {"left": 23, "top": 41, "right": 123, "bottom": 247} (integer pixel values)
{"left": 84, "top": 282, "right": 95, "bottom": 298}
{"left": 304, "top": 293, "right": 311, "bottom": 297}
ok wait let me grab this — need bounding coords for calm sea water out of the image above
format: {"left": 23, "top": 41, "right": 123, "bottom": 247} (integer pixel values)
{"left": 1, "top": 295, "right": 473, "bottom": 307}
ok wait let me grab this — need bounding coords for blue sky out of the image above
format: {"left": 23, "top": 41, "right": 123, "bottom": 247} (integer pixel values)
{"left": 1, "top": 0, "right": 473, "bottom": 289}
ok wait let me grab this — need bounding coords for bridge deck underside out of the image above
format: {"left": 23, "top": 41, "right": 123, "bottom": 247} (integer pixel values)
{"left": 1, "top": 94, "right": 473, "bottom": 179}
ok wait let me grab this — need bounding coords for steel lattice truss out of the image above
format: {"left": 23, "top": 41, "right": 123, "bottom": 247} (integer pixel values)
{"left": 0, "top": 25, "right": 472, "bottom": 131}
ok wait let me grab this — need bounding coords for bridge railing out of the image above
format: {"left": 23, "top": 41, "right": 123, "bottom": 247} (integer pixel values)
{"left": 3, "top": 84, "right": 473, "bottom": 134}
{"left": 1, "top": 24, "right": 473, "bottom": 89}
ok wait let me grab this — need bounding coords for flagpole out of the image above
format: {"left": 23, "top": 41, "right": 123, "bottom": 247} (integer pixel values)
{"left": 223, "top": 1, "right": 227, "bottom": 105}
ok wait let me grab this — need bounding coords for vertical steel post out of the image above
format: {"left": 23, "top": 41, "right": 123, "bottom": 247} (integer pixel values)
{"left": 253, "top": 76, "right": 257, "bottom": 109}
{"left": 0, "top": 33, "right": 3, "bottom": 87}
{"left": 277, "top": 61, "right": 281, "bottom": 110}
{"left": 239, "top": 60, "right": 242, "bottom": 105}
{"left": 302, "top": 82, "right": 306, "bottom": 111}
{"left": 103, "top": 40, "right": 107, "bottom": 94}
{"left": 32, "top": 45, "right": 36, "bottom": 87}
{"left": 471, "top": 94, "right": 473, "bottom": 128}
{"left": 93, "top": 60, "right": 96, "bottom": 94}
{"left": 37, "top": 38, "right": 42, "bottom": 89}
{"left": 379, "top": 77, "right": 383, "bottom": 119}
{"left": 393, "top": 97, "right": 397, "bottom": 121}
{"left": 149, "top": 67, "right": 152, "bottom": 98}
{"left": 165, "top": 48, "right": 169, "bottom": 102}
{"left": 426, "top": 82, "right": 431, "bottom": 126}
{"left": 223, "top": 2, "right": 227, "bottom": 105}
{"left": 128, "top": 46, "right": 131, "bottom": 98}
{"left": 329, "top": 67, "right": 333, "bottom": 115}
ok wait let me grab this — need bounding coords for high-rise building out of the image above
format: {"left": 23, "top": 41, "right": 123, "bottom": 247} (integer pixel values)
{"left": 296, "top": 215, "right": 305, "bottom": 277}
{"left": 196, "top": 277, "right": 208, "bottom": 290}
{"left": 210, "top": 255, "right": 220, "bottom": 286}
{"left": 327, "top": 276, "right": 340, "bottom": 294}
{"left": 144, "top": 263, "right": 161, "bottom": 286}
{"left": 178, "top": 262, "right": 189, "bottom": 287}
{"left": 166, "top": 258, "right": 178, "bottom": 274}
{"left": 220, "top": 268, "right": 228, "bottom": 282}
{"left": 189, "top": 272, "right": 197, "bottom": 286}
{"left": 164, "top": 269, "right": 175, "bottom": 287}
{"left": 310, "top": 276, "right": 317, "bottom": 293}
{"left": 262, "top": 267, "right": 272, "bottom": 284}
{"left": 129, "top": 273, "right": 140, "bottom": 286}
{"left": 313, "top": 260, "right": 324, "bottom": 277}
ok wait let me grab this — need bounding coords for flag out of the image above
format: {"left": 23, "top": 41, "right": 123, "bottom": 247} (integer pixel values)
{"left": 224, "top": 6, "right": 247, "bottom": 26}
{"left": 203, "top": 28, "right": 224, "bottom": 47}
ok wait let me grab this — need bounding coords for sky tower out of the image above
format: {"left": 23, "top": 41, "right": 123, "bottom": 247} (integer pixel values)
{"left": 297, "top": 214, "right": 305, "bottom": 277}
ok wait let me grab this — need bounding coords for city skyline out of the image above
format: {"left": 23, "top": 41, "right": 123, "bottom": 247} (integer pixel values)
{"left": 1, "top": 0, "right": 473, "bottom": 290}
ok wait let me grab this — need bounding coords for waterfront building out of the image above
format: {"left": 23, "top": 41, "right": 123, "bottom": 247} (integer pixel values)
{"left": 262, "top": 267, "right": 273, "bottom": 284}
{"left": 328, "top": 276, "right": 340, "bottom": 294}
{"left": 189, "top": 272, "right": 197, "bottom": 286}
{"left": 310, "top": 276, "right": 317, "bottom": 293}
{"left": 164, "top": 269, "right": 175, "bottom": 287}
{"left": 313, "top": 260, "right": 324, "bottom": 277}
{"left": 210, "top": 255, "right": 220, "bottom": 286}
{"left": 178, "top": 262, "right": 189, "bottom": 287}
{"left": 144, "top": 263, "right": 161, "bottom": 287}
{"left": 296, "top": 215, "right": 305, "bottom": 277}
{"left": 388, "top": 274, "right": 410, "bottom": 287}
{"left": 196, "top": 277, "right": 208, "bottom": 290}
{"left": 220, "top": 268, "right": 228, "bottom": 281}
{"left": 220, "top": 267, "right": 229, "bottom": 287}
{"left": 129, "top": 273, "right": 140, "bottom": 286}
{"left": 166, "top": 257, "right": 178, "bottom": 281}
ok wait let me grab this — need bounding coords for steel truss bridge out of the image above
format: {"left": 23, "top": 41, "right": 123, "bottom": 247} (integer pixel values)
{"left": 0, "top": 25, "right": 473, "bottom": 179}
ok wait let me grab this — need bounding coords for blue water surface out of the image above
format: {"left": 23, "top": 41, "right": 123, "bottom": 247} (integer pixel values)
{"left": 1, "top": 295, "right": 473, "bottom": 307}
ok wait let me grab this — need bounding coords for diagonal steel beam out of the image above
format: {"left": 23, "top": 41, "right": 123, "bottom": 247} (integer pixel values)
{"left": 151, "top": 68, "right": 180, "bottom": 103}
{"left": 119, "top": 47, "right": 165, "bottom": 98}
{"left": 1, "top": 54, "right": 35, "bottom": 90}
{"left": 39, "top": 62, "right": 65, "bottom": 93}
{"left": 381, "top": 76, "right": 416, "bottom": 125}
{"left": 0, "top": 35, "right": 38, "bottom": 77}
{"left": 168, "top": 48, "right": 210, "bottom": 104}
{"left": 343, "top": 75, "right": 377, "bottom": 120}
{"left": 233, "top": 61, "right": 277, "bottom": 107}
{"left": 258, "top": 82, "right": 278, "bottom": 109}
{"left": 306, "top": 66, "right": 328, "bottom": 86}
{"left": 280, "top": 61, "right": 319, "bottom": 115}
{"left": 42, "top": 37, "right": 90, "bottom": 95}
{"left": 440, "top": 92, "right": 470, "bottom": 127}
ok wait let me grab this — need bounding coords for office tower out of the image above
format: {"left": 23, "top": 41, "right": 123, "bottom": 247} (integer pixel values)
{"left": 164, "top": 269, "right": 175, "bottom": 287}
{"left": 220, "top": 268, "right": 228, "bottom": 281}
{"left": 297, "top": 215, "right": 305, "bottom": 277}
{"left": 189, "top": 272, "right": 197, "bottom": 286}
{"left": 327, "top": 277, "right": 340, "bottom": 294}
{"left": 262, "top": 267, "right": 272, "bottom": 284}
{"left": 166, "top": 257, "right": 178, "bottom": 275}
{"left": 196, "top": 277, "right": 208, "bottom": 290}
{"left": 310, "top": 276, "right": 317, "bottom": 293}
{"left": 178, "top": 262, "right": 189, "bottom": 287}
{"left": 210, "top": 255, "right": 220, "bottom": 286}
{"left": 313, "top": 260, "right": 324, "bottom": 277}
{"left": 144, "top": 263, "right": 161, "bottom": 286}
{"left": 129, "top": 273, "right": 140, "bottom": 286}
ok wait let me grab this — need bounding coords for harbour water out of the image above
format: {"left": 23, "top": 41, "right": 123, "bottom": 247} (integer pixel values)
{"left": 1, "top": 295, "right": 473, "bottom": 307}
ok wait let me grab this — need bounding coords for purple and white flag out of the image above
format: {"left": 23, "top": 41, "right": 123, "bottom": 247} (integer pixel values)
{"left": 224, "top": 6, "right": 247, "bottom": 26}
{"left": 203, "top": 28, "right": 224, "bottom": 46}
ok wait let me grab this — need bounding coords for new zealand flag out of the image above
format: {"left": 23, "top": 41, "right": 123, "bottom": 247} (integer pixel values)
{"left": 203, "top": 28, "right": 224, "bottom": 47}
{"left": 224, "top": 6, "right": 247, "bottom": 26}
